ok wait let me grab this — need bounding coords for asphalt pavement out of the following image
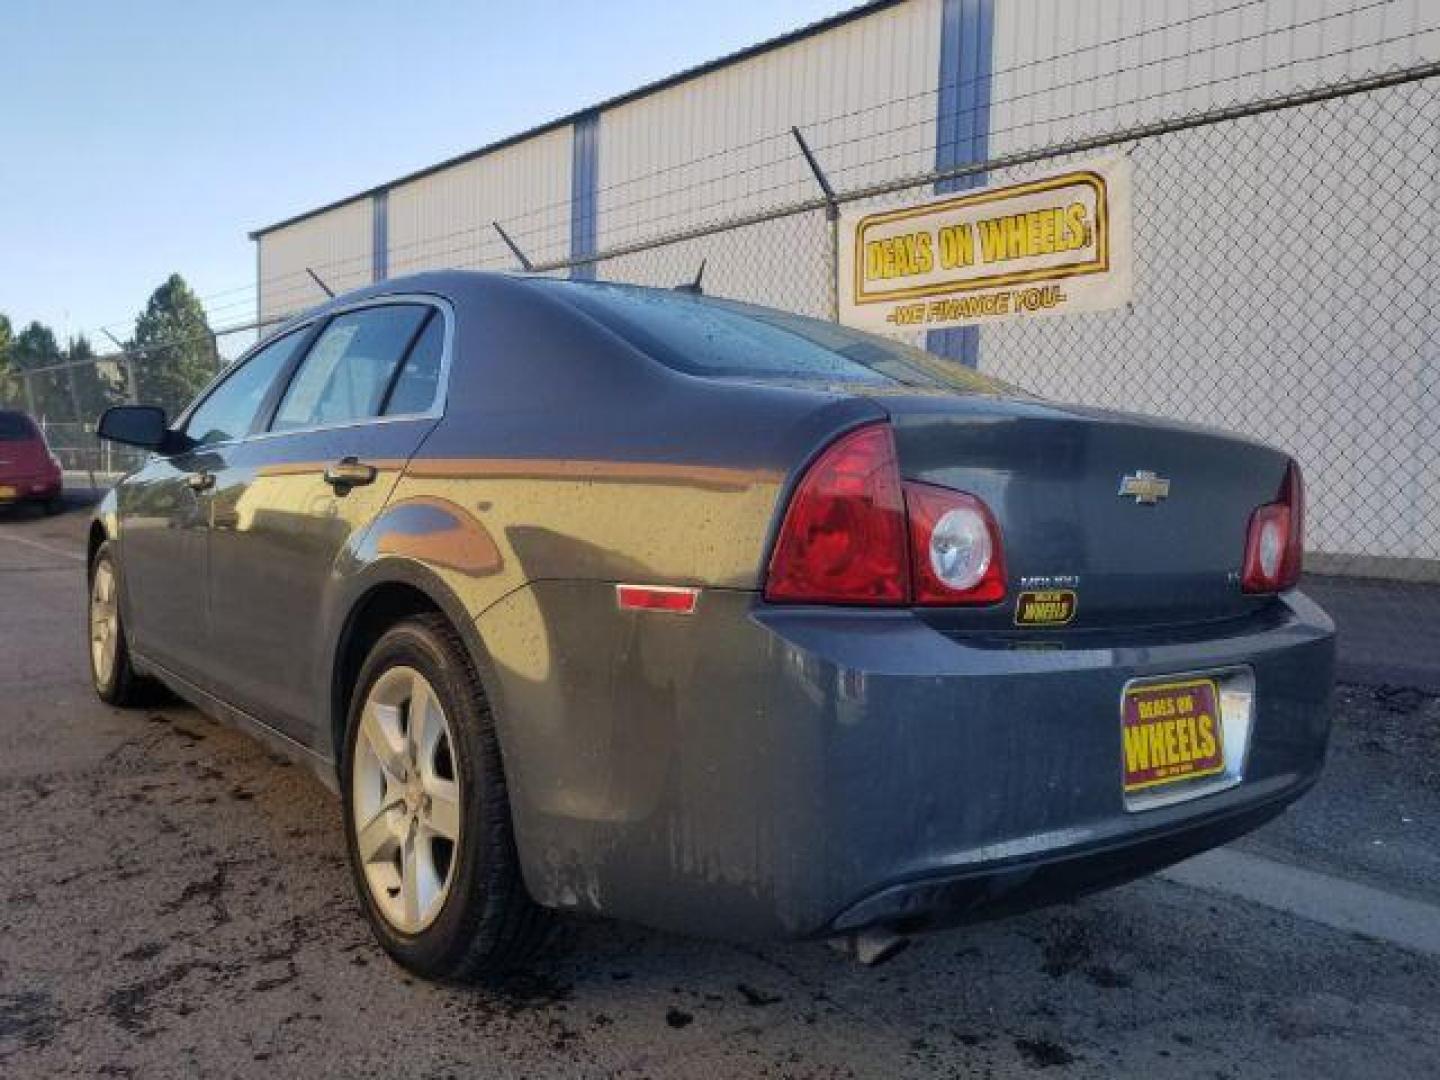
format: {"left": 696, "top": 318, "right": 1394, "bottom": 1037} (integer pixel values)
{"left": 2, "top": 498, "right": 1437, "bottom": 1079}
{"left": 1303, "top": 574, "right": 1440, "bottom": 692}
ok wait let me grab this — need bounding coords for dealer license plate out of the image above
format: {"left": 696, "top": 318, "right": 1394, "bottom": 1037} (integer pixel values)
{"left": 1121, "top": 677, "right": 1225, "bottom": 793}
{"left": 0, "top": 485, "right": 16, "bottom": 500}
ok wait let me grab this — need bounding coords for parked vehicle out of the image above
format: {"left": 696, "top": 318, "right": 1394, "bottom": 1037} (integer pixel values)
{"left": 0, "top": 410, "right": 64, "bottom": 514}
{"left": 89, "top": 272, "right": 1334, "bottom": 980}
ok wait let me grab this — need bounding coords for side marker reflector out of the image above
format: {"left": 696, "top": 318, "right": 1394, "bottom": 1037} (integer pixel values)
{"left": 615, "top": 584, "right": 699, "bottom": 614}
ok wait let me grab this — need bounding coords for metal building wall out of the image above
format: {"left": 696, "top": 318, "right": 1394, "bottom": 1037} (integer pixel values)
{"left": 986, "top": 0, "right": 1437, "bottom": 146}
{"left": 593, "top": 0, "right": 945, "bottom": 314}
{"left": 255, "top": 2, "right": 951, "bottom": 322}
{"left": 256, "top": 197, "right": 372, "bottom": 324}
{"left": 385, "top": 127, "right": 573, "bottom": 282}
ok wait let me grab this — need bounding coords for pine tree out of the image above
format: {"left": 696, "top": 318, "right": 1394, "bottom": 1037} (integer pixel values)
{"left": 65, "top": 335, "right": 123, "bottom": 422}
{"left": 10, "top": 322, "right": 67, "bottom": 420}
{"left": 130, "top": 274, "right": 219, "bottom": 415}
{"left": 0, "top": 314, "right": 16, "bottom": 407}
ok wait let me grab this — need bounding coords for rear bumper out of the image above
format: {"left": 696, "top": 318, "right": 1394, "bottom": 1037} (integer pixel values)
{"left": 828, "top": 772, "right": 1307, "bottom": 934}
{"left": 484, "top": 584, "right": 1334, "bottom": 940}
{"left": 0, "top": 474, "right": 61, "bottom": 502}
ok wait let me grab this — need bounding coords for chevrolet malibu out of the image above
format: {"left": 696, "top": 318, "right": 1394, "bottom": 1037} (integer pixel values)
{"left": 90, "top": 271, "right": 1334, "bottom": 980}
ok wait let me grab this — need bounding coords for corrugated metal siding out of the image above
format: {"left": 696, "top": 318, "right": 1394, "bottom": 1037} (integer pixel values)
{"left": 594, "top": 0, "right": 943, "bottom": 314}
{"left": 986, "top": 0, "right": 1437, "bottom": 154}
{"left": 385, "top": 127, "right": 572, "bottom": 280}
{"left": 254, "top": 4, "right": 944, "bottom": 321}
{"left": 257, "top": 198, "right": 372, "bottom": 324}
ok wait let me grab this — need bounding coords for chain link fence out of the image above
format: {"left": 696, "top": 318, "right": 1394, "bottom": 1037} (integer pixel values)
{"left": 976, "top": 73, "right": 1437, "bottom": 584}
{"left": 529, "top": 62, "right": 1438, "bottom": 593}
{"left": 1, "top": 326, "right": 261, "bottom": 488}
{"left": 2, "top": 50, "right": 1434, "bottom": 613}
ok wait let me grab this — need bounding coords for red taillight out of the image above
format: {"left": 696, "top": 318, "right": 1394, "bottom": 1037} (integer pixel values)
{"left": 764, "top": 424, "right": 910, "bottom": 604}
{"left": 904, "top": 482, "right": 1007, "bottom": 604}
{"left": 764, "top": 423, "right": 1005, "bottom": 606}
{"left": 1242, "top": 461, "right": 1304, "bottom": 593}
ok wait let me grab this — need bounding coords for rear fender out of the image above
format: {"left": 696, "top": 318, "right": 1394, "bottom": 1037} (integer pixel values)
{"left": 320, "top": 498, "right": 519, "bottom": 783}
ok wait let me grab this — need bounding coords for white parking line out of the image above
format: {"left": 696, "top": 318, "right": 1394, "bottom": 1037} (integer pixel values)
{"left": 0, "top": 531, "right": 85, "bottom": 562}
{"left": 1161, "top": 846, "right": 1440, "bottom": 958}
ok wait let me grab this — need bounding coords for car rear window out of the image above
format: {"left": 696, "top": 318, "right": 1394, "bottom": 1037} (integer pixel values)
{"left": 540, "top": 281, "right": 1020, "bottom": 396}
{"left": 0, "top": 412, "right": 36, "bottom": 441}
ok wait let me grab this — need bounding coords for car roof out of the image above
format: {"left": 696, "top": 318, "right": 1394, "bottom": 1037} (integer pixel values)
{"left": 288, "top": 269, "right": 672, "bottom": 310}
{"left": 258, "top": 270, "right": 676, "bottom": 344}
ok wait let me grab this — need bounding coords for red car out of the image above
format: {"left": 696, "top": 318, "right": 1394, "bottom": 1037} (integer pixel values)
{"left": 0, "top": 410, "right": 63, "bottom": 514}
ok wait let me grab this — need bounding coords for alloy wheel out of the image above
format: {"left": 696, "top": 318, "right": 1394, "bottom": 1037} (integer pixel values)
{"left": 90, "top": 561, "right": 119, "bottom": 689}
{"left": 351, "top": 665, "right": 462, "bottom": 934}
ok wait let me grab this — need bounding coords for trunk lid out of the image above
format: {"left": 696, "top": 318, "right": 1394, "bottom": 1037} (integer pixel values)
{"left": 879, "top": 393, "right": 1290, "bottom": 629}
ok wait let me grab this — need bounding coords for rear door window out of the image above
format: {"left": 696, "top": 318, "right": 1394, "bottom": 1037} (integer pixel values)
{"left": 271, "top": 305, "right": 430, "bottom": 432}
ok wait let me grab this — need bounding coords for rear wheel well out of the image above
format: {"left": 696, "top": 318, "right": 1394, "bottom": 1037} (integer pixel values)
{"left": 332, "top": 583, "right": 450, "bottom": 763}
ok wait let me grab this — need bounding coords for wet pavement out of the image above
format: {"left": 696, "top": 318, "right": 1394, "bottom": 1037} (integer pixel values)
{"left": 2, "top": 501, "right": 1437, "bottom": 1079}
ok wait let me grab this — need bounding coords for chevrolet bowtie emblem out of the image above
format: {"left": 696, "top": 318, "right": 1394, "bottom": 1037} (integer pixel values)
{"left": 1119, "top": 470, "right": 1171, "bottom": 505}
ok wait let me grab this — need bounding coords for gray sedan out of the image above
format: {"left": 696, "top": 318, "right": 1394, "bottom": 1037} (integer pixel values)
{"left": 89, "top": 272, "right": 1334, "bottom": 981}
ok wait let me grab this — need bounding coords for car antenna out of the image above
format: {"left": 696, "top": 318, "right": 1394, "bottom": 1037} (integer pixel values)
{"left": 674, "top": 259, "right": 706, "bottom": 295}
{"left": 306, "top": 267, "right": 335, "bottom": 298}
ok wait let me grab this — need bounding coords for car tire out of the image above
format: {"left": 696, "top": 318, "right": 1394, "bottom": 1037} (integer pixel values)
{"left": 88, "top": 540, "right": 149, "bottom": 706}
{"left": 43, "top": 496, "right": 64, "bottom": 516}
{"left": 341, "top": 613, "right": 550, "bottom": 982}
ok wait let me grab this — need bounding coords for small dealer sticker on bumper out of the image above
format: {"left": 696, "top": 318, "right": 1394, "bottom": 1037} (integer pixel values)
{"left": 1122, "top": 678, "right": 1225, "bottom": 793}
{"left": 1015, "top": 589, "right": 1077, "bottom": 626}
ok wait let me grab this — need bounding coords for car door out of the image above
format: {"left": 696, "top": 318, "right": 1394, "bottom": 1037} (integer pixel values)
{"left": 200, "top": 299, "right": 450, "bottom": 745}
{"left": 118, "top": 329, "right": 309, "bottom": 685}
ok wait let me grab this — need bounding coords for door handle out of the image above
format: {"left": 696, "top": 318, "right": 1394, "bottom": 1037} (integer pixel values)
{"left": 323, "top": 456, "right": 377, "bottom": 493}
{"left": 185, "top": 471, "right": 215, "bottom": 492}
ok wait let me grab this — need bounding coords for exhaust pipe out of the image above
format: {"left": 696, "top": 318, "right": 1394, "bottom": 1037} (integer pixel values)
{"left": 829, "top": 928, "right": 911, "bottom": 967}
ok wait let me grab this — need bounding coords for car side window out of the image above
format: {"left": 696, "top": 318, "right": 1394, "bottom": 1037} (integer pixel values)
{"left": 271, "top": 305, "right": 430, "bottom": 432}
{"left": 0, "top": 412, "right": 38, "bottom": 441}
{"left": 183, "top": 330, "right": 308, "bottom": 448}
{"left": 382, "top": 312, "right": 444, "bottom": 416}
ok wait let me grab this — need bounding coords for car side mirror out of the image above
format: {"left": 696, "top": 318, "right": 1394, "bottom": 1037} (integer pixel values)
{"left": 97, "top": 406, "right": 184, "bottom": 452}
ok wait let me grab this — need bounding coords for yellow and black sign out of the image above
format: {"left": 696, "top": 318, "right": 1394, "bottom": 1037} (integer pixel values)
{"left": 1122, "top": 678, "right": 1225, "bottom": 793}
{"left": 838, "top": 156, "right": 1132, "bottom": 333}
{"left": 1014, "top": 589, "right": 1077, "bottom": 627}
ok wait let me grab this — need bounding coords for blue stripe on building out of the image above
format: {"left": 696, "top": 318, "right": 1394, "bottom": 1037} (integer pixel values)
{"left": 371, "top": 190, "right": 389, "bottom": 282}
{"left": 927, "top": 0, "right": 994, "bottom": 367}
{"left": 570, "top": 112, "right": 600, "bottom": 280}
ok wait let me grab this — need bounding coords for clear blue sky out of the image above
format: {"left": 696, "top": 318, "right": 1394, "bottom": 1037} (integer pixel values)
{"left": 1, "top": 0, "right": 846, "bottom": 344}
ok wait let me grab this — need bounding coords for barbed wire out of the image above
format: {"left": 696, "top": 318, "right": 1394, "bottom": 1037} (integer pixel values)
{"left": 14, "top": 50, "right": 1428, "bottom": 390}
{"left": 254, "top": 0, "right": 1433, "bottom": 318}
{"left": 69, "top": 0, "right": 1432, "bottom": 340}
{"left": 8, "top": 42, "right": 1424, "bottom": 472}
